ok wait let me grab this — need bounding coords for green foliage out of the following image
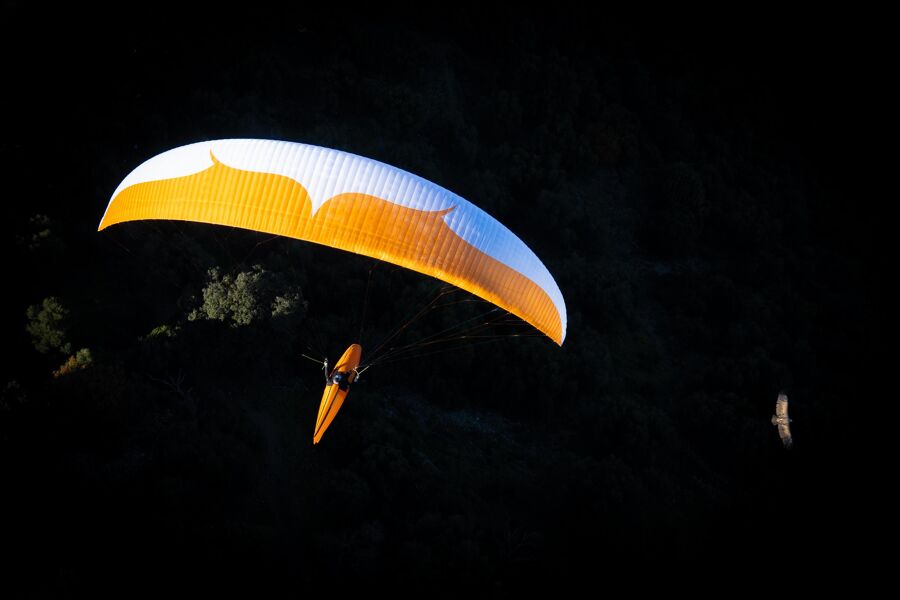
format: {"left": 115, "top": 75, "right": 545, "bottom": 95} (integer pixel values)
{"left": 14, "top": 213, "right": 65, "bottom": 253}
{"left": 188, "top": 265, "right": 307, "bottom": 327}
{"left": 76, "top": 347, "right": 93, "bottom": 364}
{"left": 271, "top": 291, "right": 303, "bottom": 318}
{"left": 26, "top": 214, "right": 52, "bottom": 250}
{"left": 53, "top": 347, "right": 94, "bottom": 378}
{"left": 145, "top": 324, "right": 178, "bottom": 339}
{"left": 25, "top": 296, "right": 71, "bottom": 355}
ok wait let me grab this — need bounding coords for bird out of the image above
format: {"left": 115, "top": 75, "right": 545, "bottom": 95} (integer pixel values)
{"left": 771, "top": 392, "right": 793, "bottom": 449}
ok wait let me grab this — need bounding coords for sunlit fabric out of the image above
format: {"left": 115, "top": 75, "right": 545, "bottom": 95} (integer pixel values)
{"left": 100, "top": 139, "right": 566, "bottom": 344}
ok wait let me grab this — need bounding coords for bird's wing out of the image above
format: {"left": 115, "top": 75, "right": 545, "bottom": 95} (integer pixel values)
{"left": 776, "top": 394, "right": 789, "bottom": 418}
{"left": 777, "top": 422, "right": 793, "bottom": 449}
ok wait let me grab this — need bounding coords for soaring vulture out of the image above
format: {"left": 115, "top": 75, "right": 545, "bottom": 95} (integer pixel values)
{"left": 771, "top": 393, "right": 793, "bottom": 449}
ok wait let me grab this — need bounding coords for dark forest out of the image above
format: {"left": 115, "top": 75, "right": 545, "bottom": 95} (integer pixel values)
{"left": 1, "top": 8, "right": 881, "bottom": 596}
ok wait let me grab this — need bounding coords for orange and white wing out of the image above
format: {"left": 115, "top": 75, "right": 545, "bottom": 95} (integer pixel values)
{"left": 100, "top": 139, "right": 566, "bottom": 344}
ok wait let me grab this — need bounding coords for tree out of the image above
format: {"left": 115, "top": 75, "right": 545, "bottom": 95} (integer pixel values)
{"left": 53, "top": 348, "right": 94, "bottom": 378}
{"left": 188, "top": 265, "right": 306, "bottom": 327}
{"left": 25, "top": 296, "right": 71, "bottom": 354}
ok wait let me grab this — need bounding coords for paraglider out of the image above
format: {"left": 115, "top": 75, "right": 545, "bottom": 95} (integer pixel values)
{"left": 100, "top": 139, "right": 566, "bottom": 442}
{"left": 315, "top": 344, "right": 362, "bottom": 444}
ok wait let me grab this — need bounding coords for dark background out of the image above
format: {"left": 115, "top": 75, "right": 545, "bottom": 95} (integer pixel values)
{"left": 1, "top": 7, "right": 881, "bottom": 595}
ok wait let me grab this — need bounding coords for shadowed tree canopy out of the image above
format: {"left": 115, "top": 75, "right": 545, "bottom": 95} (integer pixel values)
{"left": 26, "top": 297, "right": 71, "bottom": 355}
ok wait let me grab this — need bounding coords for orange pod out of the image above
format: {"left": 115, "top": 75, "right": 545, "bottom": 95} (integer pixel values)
{"left": 314, "top": 344, "right": 362, "bottom": 444}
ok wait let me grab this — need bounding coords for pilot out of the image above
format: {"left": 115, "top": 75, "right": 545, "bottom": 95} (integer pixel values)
{"left": 328, "top": 371, "right": 351, "bottom": 391}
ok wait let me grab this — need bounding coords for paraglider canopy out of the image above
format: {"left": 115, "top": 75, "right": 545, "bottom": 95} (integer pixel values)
{"left": 99, "top": 139, "right": 567, "bottom": 344}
